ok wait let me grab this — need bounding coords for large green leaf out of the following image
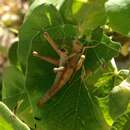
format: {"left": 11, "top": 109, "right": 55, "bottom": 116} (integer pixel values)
{"left": 19, "top": 23, "right": 110, "bottom": 129}
{"left": 105, "top": 0, "right": 130, "bottom": 36}
{"left": 18, "top": 2, "right": 63, "bottom": 66}
{"left": 60, "top": 0, "right": 107, "bottom": 34}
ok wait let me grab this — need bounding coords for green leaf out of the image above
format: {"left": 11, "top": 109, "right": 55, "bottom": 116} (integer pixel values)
{"left": 105, "top": 0, "right": 130, "bottom": 36}
{"left": 85, "top": 34, "right": 121, "bottom": 70}
{"left": 93, "top": 73, "right": 115, "bottom": 97}
{"left": 0, "top": 102, "right": 30, "bottom": 130}
{"left": 60, "top": 0, "right": 107, "bottom": 34}
{"left": 97, "top": 97, "right": 113, "bottom": 126}
{"left": 18, "top": 2, "right": 63, "bottom": 66}
{"left": 93, "top": 68, "right": 127, "bottom": 98}
{"left": 109, "top": 80, "right": 130, "bottom": 119}
{"left": 0, "top": 116, "right": 14, "bottom": 130}
{"left": 111, "top": 112, "right": 130, "bottom": 130}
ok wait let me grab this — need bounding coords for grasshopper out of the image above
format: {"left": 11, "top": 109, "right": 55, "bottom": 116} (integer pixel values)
{"left": 32, "top": 32, "right": 94, "bottom": 107}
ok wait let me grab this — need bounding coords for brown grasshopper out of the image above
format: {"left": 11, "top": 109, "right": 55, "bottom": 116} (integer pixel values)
{"left": 32, "top": 32, "right": 94, "bottom": 107}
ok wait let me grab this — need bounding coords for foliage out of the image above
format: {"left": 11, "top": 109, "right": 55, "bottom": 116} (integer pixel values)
{"left": 0, "top": 101, "right": 30, "bottom": 130}
{"left": 1, "top": 0, "right": 130, "bottom": 130}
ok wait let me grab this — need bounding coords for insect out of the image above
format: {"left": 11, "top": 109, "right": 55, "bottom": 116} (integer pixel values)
{"left": 32, "top": 32, "right": 95, "bottom": 107}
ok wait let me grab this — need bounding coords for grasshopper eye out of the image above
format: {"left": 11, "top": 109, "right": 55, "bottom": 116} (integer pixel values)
{"left": 60, "top": 48, "right": 68, "bottom": 55}
{"left": 60, "top": 48, "right": 66, "bottom": 52}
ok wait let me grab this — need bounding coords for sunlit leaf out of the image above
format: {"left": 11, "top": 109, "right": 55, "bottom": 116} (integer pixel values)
{"left": 109, "top": 80, "right": 130, "bottom": 119}
{"left": 105, "top": 0, "right": 130, "bottom": 36}
{"left": 0, "top": 102, "right": 30, "bottom": 130}
{"left": 60, "top": 0, "right": 107, "bottom": 34}
{"left": 111, "top": 112, "right": 130, "bottom": 130}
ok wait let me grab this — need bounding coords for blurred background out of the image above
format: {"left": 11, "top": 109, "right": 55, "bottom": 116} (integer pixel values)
{"left": 0, "top": 0, "right": 130, "bottom": 100}
{"left": 0, "top": 0, "right": 28, "bottom": 99}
